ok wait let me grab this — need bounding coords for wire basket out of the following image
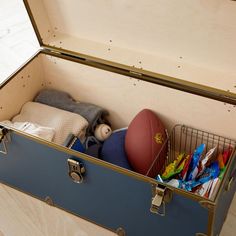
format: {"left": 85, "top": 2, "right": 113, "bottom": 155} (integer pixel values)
{"left": 147, "top": 124, "right": 236, "bottom": 197}
{"left": 167, "top": 125, "right": 236, "bottom": 167}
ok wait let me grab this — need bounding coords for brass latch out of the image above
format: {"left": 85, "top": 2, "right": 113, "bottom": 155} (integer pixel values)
{"left": 68, "top": 159, "right": 85, "bottom": 183}
{"left": 0, "top": 127, "right": 10, "bottom": 155}
{"left": 150, "top": 184, "right": 172, "bottom": 216}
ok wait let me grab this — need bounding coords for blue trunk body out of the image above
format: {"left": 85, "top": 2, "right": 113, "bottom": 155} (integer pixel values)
{"left": 213, "top": 154, "right": 236, "bottom": 236}
{"left": 0, "top": 133, "right": 209, "bottom": 236}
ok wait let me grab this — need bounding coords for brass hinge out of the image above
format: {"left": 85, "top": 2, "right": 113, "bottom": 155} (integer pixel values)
{"left": 42, "top": 47, "right": 62, "bottom": 55}
{"left": 129, "top": 70, "right": 142, "bottom": 77}
{"left": 150, "top": 183, "right": 172, "bottom": 216}
{"left": 51, "top": 50, "right": 61, "bottom": 55}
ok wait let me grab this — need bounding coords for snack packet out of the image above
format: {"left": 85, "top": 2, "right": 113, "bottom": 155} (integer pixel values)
{"left": 184, "top": 161, "right": 220, "bottom": 191}
{"left": 223, "top": 147, "right": 233, "bottom": 165}
{"left": 186, "top": 144, "right": 205, "bottom": 181}
{"left": 179, "top": 154, "right": 192, "bottom": 180}
{"left": 197, "top": 147, "right": 216, "bottom": 177}
{"left": 218, "top": 153, "right": 225, "bottom": 170}
{"left": 161, "top": 153, "right": 185, "bottom": 180}
{"left": 194, "top": 180, "right": 213, "bottom": 197}
{"left": 166, "top": 179, "right": 183, "bottom": 188}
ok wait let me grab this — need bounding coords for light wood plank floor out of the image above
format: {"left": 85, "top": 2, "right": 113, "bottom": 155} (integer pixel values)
{"left": 0, "top": 0, "right": 38, "bottom": 83}
{"left": 0, "top": 0, "right": 235, "bottom": 235}
{"left": 0, "top": 183, "right": 115, "bottom": 236}
{"left": 0, "top": 183, "right": 235, "bottom": 236}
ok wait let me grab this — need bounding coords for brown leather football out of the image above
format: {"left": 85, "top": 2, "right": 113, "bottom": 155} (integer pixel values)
{"left": 125, "top": 109, "right": 167, "bottom": 177}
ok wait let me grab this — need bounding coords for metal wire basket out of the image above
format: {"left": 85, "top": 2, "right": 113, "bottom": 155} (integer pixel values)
{"left": 147, "top": 124, "right": 236, "bottom": 178}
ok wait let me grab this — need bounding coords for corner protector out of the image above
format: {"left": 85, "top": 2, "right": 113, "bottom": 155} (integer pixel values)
{"left": 195, "top": 233, "right": 208, "bottom": 236}
{"left": 199, "top": 200, "right": 215, "bottom": 212}
{"left": 45, "top": 196, "right": 54, "bottom": 206}
{"left": 116, "top": 227, "right": 125, "bottom": 236}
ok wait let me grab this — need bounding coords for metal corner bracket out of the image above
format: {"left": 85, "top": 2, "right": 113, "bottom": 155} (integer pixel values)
{"left": 199, "top": 200, "right": 215, "bottom": 212}
{"left": 195, "top": 233, "right": 208, "bottom": 236}
{"left": 116, "top": 227, "right": 126, "bottom": 236}
{"left": 45, "top": 196, "right": 54, "bottom": 206}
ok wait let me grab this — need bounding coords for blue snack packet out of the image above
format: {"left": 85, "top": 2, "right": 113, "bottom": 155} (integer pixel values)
{"left": 183, "top": 161, "right": 220, "bottom": 191}
{"left": 186, "top": 144, "right": 205, "bottom": 181}
{"left": 198, "top": 161, "right": 220, "bottom": 182}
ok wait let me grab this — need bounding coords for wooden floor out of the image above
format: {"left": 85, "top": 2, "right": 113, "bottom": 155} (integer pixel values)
{"left": 0, "top": 183, "right": 234, "bottom": 236}
{"left": 0, "top": 184, "right": 115, "bottom": 236}
{"left": 0, "top": 0, "right": 38, "bottom": 83}
{"left": 0, "top": 0, "right": 235, "bottom": 235}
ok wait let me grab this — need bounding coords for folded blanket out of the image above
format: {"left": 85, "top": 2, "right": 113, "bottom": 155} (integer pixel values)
{"left": 0, "top": 120, "right": 55, "bottom": 142}
{"left": 12, "top": 102, "right": 88, "bottom": 145}
{"left": 34, "top": 89, "right": 109, "bottom": 134}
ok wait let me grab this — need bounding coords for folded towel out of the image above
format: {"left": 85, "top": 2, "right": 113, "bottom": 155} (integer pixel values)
{"left": 0, "top": 120, "right": 55, "bottom": 142}
{"left": 12, "top": 102, "right": 88, "bottom": 145}
{"left": 34, "top": 89, "right": 109, "bottom": 134}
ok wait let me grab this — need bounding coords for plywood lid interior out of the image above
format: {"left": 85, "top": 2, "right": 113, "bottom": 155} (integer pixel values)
{"left": 26, "top": 0, "right": 236, "bottom": 93}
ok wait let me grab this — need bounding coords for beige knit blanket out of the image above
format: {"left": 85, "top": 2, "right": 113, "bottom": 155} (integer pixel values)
{"left": 12, "top": 102, "right": 88, "bottom": 145}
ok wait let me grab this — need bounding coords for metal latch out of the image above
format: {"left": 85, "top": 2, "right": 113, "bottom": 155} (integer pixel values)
{"left": 0, "top": 127, "right": 10, "bottom": 155}
{"left": 150, "top": 184, "right": 172, "bottom": 216}
{"left": 68, "top": 159, "right": 85, "bottom": 183}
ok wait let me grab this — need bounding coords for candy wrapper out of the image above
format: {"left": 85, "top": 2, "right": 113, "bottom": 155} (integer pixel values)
{"left": 219, "top": 167, "right": 226, "bottom": 180}
{"left": 162, "top": 153, "right": 185, "bottom": 180}
{"left": 218, "top": 153, "right": 225, "bottom": 170}
{"left": 197, "top": 147, "right": 216, "bottom": 177}
{"left": 194, "top": 180, "right": 213, "bottom": 197}
{"left": 195, "top": 178, "right": 220, "bottom": 199}
{"left": 186, "top": 144, "right": 205, "bottom": 181}
{"left": 222, "top": 146, "right": 233, "bottom": 165}
{"left": 166, "top": 179, "right": 183, "bottom": 188}
{"left": 183, "top": 161, "right": 220, "bottom": 191}
{"left": 156, "top": 175, "right": 164, "bottom": 183}
{"left": 216, "top": 147, "right": 233, "bottom": 180}
{"left": 209, "top": 178, "right": 220, "bottom": 199}
{"left": 179, "top": 154, "right": 192, "bottom": 180}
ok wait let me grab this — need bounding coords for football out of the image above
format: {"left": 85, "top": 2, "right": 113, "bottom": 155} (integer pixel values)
{"left": 125, "top": 109, "right": 167, "bottom": 177}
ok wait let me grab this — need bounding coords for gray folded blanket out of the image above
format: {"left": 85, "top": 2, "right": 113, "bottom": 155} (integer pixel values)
{"left": 35, "top": 89, "right": 109, "bottom": 134}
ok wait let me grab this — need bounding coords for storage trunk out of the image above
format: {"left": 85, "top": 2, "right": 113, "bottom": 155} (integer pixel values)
{"left": 0, "top": 1, "right": 236, "bottom": 235}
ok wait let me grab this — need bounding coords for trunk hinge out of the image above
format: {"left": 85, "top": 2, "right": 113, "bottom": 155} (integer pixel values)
{"left": 129, "top": 70, "right": 142, "bottom": 77}
{"left": 41, "top": 47, "right": 62, "bottom": 55}
{"left": 150, "top": 183, "right": 173, "bottom": 216}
